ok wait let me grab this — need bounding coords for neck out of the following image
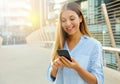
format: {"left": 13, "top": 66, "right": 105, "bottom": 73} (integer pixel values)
{"left": 67, "top": 32, "right": 83, "bottom": 42}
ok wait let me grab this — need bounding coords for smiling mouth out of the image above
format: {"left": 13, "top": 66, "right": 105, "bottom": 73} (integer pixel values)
{"left": 66, "top": 26, "right": 74, "bottom": 31}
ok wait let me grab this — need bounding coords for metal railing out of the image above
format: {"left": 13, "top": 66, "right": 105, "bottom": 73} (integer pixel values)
{"left": 103, "top": 46, "right": 120, "bottom": 70}
{"left": 84, "top": 0, "right": 120, "bottom": 71}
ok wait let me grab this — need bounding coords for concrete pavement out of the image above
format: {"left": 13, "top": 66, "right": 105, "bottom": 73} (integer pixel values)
{"left": 0, "top": 45, "right": 120, "bottom": 84}
{"left": 0, "top": 45, "right": 52, "bottom": 84}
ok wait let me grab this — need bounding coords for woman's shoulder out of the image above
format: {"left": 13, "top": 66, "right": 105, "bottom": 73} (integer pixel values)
{"left": 84, "top": 35, "right": 102, "bottom": 46}
{"left": 90, "top": 37, "right": 101, "bottom": 44}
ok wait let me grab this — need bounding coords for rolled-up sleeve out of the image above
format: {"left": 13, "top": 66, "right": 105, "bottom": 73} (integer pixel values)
{"left": 46, "top": 63, "right": 56, "bottom": 82}
{"left": 88, "top": 42, "right": 104, "bottom": 84}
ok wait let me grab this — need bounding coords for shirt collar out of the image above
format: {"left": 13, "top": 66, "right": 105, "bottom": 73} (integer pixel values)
{"left": 81, "top": 35, "right": 89, "bottom": 39}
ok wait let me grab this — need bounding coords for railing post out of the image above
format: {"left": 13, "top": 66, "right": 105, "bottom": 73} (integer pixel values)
{"left": 101, "top": 3, "right": 120, "bottom": 70}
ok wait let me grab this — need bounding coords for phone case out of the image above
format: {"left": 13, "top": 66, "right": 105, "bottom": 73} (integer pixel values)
{"left": 57, "top": 49, "right": 72, "bottom": 62}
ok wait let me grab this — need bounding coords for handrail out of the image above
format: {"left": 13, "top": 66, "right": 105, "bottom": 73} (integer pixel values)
{"left": 106, "top": 0, "right": 119, "bottom": 6}
{"left": 106, "top": 3, "right": 120, "bottom": 9}
{"left": 103, "top": 47, "right": 120, "bottom": 52}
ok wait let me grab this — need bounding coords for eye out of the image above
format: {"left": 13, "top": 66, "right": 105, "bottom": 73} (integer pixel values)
{"left": 61, "top": 20, "right": 66, "bottom": 22}
{"left": 70, "top": 18, "right": 75, "bottom": 21}
{"left": 61, "top": 18, "right": 66, "bottom": 22}
{"left": 70, "top": 17, "right": 75, "bottom": 21}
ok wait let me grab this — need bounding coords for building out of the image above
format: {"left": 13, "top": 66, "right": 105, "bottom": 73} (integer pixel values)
{"left": 0, "top": 0, "right": 40, "bottom": 45}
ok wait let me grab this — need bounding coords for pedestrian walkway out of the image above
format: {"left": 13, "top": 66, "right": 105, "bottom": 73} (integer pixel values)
{"left": 0, "top": 45, "right": 52, "bottom": 84}
{"left": 0, "top": 45, "right": 120, "bottom": 84}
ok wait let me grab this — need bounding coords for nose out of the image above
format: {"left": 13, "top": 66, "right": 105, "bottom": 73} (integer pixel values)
{"left": 66, "top": 20, "right": 71, "bottom": 26}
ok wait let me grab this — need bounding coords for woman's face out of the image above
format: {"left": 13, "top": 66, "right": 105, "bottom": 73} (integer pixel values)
{"left": 61, "top": 10, "right": 82, "bottom": 36}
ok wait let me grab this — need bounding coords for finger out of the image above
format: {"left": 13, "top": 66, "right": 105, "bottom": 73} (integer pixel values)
{"left": 60, "top": 56, "right": 71, "bottom": 67}
{"left": 52, "top": 63, "right": 58, "bottom": 70}
{"left": 54, "top": 58, "right": 63, "bottom": 67}
{"left": 62, "top": 56, "right": 71, "bottom": 63}
{"left": 57, "top": 59, "right": 63, "bottom": 67}
{"left": 71, "top": 57, "right": 76, "bottom": 62}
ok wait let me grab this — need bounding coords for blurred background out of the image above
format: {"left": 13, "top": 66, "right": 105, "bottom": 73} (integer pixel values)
{"left": 0, "top": 0, "right": 40, "bottom": 45}
{"left": 0, "top": 0, "right": 120, "bottom": 84}
{"left": 0, "top": 0, "right": 120, "bottom": 47}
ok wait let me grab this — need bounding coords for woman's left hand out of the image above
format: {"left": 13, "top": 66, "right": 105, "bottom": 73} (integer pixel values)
{"left": 60, "top": 56, "right": 79, "bottom": 70}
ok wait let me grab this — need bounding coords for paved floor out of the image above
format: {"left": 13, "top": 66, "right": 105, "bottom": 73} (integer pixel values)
{"left": 0, "top": 45, "right": 120, "bottom": 84}
{"left": 0, "top": 45, "right": 52, "bottom": 84}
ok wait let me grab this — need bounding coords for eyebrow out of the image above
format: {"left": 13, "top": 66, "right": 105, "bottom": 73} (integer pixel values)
{"left": 61, "top": 15, "right": 75, "bottom": 19}
{"left": 70, "top": 15, "right": 75, "bottom": 18}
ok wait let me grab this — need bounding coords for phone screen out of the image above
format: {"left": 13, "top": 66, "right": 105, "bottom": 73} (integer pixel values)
{"left": 57, "top": 49, "right": 72, "bottom": 62}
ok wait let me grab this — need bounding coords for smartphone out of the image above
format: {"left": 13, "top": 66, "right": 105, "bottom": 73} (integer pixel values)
{"left": 57, "top": 49, "right": 72, "bottom": 62}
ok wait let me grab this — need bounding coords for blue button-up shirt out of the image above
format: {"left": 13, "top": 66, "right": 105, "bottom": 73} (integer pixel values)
{"left": 46, "top": 35, "right": 104, "bottom": 84}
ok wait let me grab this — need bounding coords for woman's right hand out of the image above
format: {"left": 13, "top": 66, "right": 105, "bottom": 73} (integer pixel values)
{"left": 52, "top": 57, "right": 63, "bottom": 70}
{"left": 50, "top": 57, "right": 63, "bottom": 77}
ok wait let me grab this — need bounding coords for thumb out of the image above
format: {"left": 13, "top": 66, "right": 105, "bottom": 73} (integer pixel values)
{"left": 71, "top": 57, "right": 76, "bottom": 62}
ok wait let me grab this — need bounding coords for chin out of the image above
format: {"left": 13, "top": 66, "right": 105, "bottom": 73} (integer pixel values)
{"left": 67, "top": 32, "right": 74, "bottom": 36}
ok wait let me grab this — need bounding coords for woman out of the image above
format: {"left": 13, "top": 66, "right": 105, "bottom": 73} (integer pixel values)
{"left": 46, "top": 2, "right": 104, "bottom": 84}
